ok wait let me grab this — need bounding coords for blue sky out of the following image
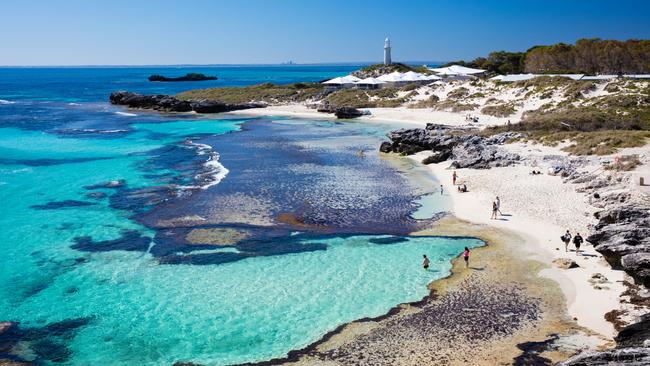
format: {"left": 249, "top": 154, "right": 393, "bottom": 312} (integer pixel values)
{"left": 2, "top": 0, "right": 650, "bottom": 66}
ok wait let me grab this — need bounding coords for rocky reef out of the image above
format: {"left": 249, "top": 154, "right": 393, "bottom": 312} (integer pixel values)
{"left": 379, "top": 123, "right": 522, "bottom": 169}
{"left": 587, "top": 205, "right": 650, "bottom": 287}
{"left": 148, "top": 73, "right": 217, "bottom": 82}
{"left": 109, "top": 91, "right": 265, "bottom": 113}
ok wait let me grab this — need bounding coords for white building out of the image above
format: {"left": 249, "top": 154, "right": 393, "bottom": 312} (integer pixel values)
{"left": 384, "top": 38, "right": 392, "bottom": 65}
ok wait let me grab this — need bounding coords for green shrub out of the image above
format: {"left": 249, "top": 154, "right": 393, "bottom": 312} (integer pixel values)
{"left": 446, "top": 87, "right": 470, "bottom": 99}
{"left": 177, "top": 82, "right": 325, "bottom": 104}
{"left": 409, "top": 94, "right": 440, "bottom": 109}
{"left": 481, "top": 103, "right": 516, "bottom": 117}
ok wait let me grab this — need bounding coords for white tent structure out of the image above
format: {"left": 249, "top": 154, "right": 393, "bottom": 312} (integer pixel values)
{"left": 491, "top": 73, "right": 586, "bottom": 82}
{"left": 377, "top": 71, "right": 405, "bottom": 82}
{"left": 322, "top": 75, "right": 362, "bottom": 87}
{"left": 582, "top": 75, "right": 618, "bottom": 81}
{"left": 401, "top": 71, "right": 430, "bottom": 82}
{"left": 429, "top": 65, "right": 486, "bottom": 76}
{"left": 354, "top": 77, "right": 387, "bottom": 89}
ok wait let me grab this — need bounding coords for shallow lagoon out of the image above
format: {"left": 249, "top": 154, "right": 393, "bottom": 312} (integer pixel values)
{"left": 0, "top": 67, "right": 481, "bottom": 365}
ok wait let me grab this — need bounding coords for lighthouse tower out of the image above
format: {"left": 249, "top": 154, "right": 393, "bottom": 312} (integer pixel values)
{"left": 383, "top": 38, "right": 392, "bottom": 65}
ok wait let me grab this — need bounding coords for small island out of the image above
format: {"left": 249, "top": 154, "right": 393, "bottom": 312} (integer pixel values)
{"left": 148, "top": 73, "right": 217, "bottom": 82}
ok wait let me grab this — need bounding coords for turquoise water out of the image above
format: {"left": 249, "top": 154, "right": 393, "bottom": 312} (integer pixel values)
{"left": 0, "top": 66, "right": 478, "bottom": 365}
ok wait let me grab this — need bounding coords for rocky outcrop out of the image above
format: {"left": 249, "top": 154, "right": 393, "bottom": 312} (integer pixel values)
{"left": 379, "top": 123, "right": 522, "bottom": 168}
{"left": 586, "top": 205, "right": 650, "bottom": 287}
{"left": 558, "top": 314, "right": 650, "bottom": 365}
{"left": 148, "top": 73, "right": 217, "bottom": 82}
{"left": 556, "top": 348, "right": 650, "bottom": 365}
{"left": 109, "top": 91, "right": 265, "bottom": 113}
{"left": 334, "top": 107, "right": 364, "bottom": 119}
{"left": 615, "top": 313, "right": 650, "bottom": 348}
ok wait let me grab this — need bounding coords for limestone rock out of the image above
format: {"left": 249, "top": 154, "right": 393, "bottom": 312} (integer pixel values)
{"left": 587, "top": 205, "right": 650, "bottom": 287}
{"left": 553, "top": 258, "right": 579, "bottom": 269}
{"left": 557, "top": 348, "right": 650, "bottom": 365}
{"left": 109, "top": 91, "right": 265, "bottom": 113}
{"left": 334, "top": 107, "right": 364, "bottom": 119}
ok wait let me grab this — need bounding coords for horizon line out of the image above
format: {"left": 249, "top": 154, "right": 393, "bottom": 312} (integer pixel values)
{"left": 0, "top": 60, "right": 448, "bottom": 68}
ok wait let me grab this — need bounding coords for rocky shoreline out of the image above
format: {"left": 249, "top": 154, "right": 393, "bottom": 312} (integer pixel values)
{"left": 109, "top": 91, "right": 265, "bottom": 113}
{"left": 380, "top": 125, "right": 650, "bottom": 365}
{"left": 379, "top": 123, "right": 522, "bottom": 168}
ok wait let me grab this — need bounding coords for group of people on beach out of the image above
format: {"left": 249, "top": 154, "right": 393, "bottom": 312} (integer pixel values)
{"left": 561, "top": 230, "right": 584, "bottom": 254}
{"left": 423, "top": 247, "right": 470, "bottom": 270}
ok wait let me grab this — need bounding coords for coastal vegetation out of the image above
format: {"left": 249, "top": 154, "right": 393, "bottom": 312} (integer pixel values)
{"left": 177, "top": 82, "right": 325, "bottom": 104}
{"left": 352, "top": 62, "right": 432, "bottom": 78}
{"left": 445, "top": 38, "right": 650, "bottom": 75}
{"left": 487, "top": 86, "right": 650, "bottom": 154}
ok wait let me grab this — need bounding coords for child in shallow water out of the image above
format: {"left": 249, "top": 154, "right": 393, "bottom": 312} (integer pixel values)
{"left": 422, "top": 254, "right": 430, "bottom": 269}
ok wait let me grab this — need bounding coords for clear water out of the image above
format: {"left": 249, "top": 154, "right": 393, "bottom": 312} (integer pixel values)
{"left": 0, "top": 66, "right": 480, "bottom": 365}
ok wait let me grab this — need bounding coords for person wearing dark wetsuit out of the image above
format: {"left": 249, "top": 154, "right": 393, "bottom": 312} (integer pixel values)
{"left": 573, "top": 233, "right": 584, "bottom": 255}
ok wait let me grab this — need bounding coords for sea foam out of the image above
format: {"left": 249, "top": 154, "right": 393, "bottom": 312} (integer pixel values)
{"left": 185, "top": 141, "right": 229, "bottom": 190}
{"left": 115, "top": 111, "right": 137, "bottom": 116}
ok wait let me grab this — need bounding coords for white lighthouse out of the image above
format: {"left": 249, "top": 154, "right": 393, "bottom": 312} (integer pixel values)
{"left": 383, "top": 37, "right": 392, "bottom": 65}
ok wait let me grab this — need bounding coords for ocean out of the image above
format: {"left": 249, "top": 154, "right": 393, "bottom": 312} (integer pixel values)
{"left": 0, "top": 66, "right": 481, "bottom": 365}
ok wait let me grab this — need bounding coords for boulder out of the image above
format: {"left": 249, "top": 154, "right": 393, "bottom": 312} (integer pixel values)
{"left": 422, "top": 150, "right": 452, "bottom": 165}
{"left": 553, "top": 258, "right": 579, "bottom": 269}
{"left": 334, "top": 107, "right": 364, "bottom": 119}
{"left": 615, "top": 313, "right": 650, "bottom": 348}
{"left": 587, "top": 273, "right": 609, "bottom": 285}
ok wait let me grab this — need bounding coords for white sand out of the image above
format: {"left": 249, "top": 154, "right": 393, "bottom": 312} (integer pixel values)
{"left": 411, "top": 150, "right": 629, "bottom": 340}
{"left": 226, "top": 104, "right": 511, "bottom": 127}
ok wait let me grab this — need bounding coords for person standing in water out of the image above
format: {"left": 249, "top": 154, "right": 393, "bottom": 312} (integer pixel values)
{"left": 463, "top": 247, "right": 470, "bottom": 268}
{"left": 561, "top": 230, "right": 572, "bottom": 252}
{"left": 573, "top": 233, "right": 584, "bottom": 255}
{"left": 452, "top": 171, "right": 457, "bottom": 185}
{"left": 422, "top": 254, "right": 430, "bottom": 270}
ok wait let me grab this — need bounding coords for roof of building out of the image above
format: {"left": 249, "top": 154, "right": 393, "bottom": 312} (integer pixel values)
{"left": 429, "top": 65, "right": 486, "bottom": 75}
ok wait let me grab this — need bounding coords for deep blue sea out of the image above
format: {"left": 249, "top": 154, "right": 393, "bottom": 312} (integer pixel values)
{"left": 0, "top": 66, "right": 479, "bottom": 365}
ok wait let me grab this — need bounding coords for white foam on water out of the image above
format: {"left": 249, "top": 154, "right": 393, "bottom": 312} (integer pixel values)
{"left": 115, "top": 111, "right": 137, "bottom": 116}
{"left": 0, "top": 99, "right": 16, "bottom": 105}
{"left": 183, "top": 141, "right": 229, "bottom": 190}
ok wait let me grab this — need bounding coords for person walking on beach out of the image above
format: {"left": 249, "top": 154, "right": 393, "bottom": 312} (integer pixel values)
{"left": 423, "top": 254, "right": 430, "bottom": 270}
{"left": 561, "top": 230, "right": 572, "bottom": 252}
{"left": 573, "top": 233, "right": 584, "bottom": 255}
{"left": 452, "top": 171, "right": 457, "bottom": 185}
{"left": 463, "top": 247, "right": 470, "bottom": 268}
{"left": 491, "top": 201, "right": 498, "bottom": 219}
{"left": 496, "top": 196, "right": 502, "bottom": 215}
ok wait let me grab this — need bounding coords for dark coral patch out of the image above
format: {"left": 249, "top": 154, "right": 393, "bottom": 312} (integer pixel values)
{"left": 71, "top": 230, "right": 151, "bottom": 252}
{"left": 30, "top": 200, "right": 96, "bottom": 210}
